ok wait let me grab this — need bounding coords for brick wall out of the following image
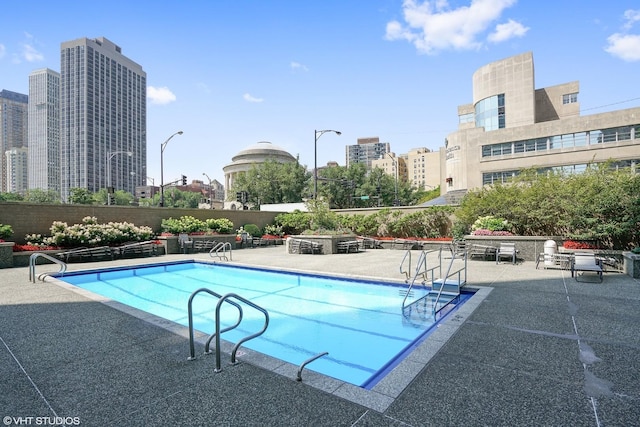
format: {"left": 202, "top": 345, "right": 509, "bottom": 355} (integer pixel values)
{"left": 0, "top": 202, "right": 281, "bottom": 244}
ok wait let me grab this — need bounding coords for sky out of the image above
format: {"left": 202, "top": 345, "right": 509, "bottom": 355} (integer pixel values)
{"left": 1, "top": 0, "right": 640, "bottom": 188}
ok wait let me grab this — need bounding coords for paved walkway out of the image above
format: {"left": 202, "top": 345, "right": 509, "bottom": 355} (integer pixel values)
{"left": 1, "top": 246, "right": 638, "bottom": 426}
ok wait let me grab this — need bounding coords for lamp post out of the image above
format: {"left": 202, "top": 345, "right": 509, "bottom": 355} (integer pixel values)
{"left": 160, "top": 131, "right": 184, "bottom": 207}
{"left": 202, "top": 172, "right": 213, "bottom": 209}
{"left": 314, "top": 129, "right": 341, "bottom": 199}
{"left": 386, "top": 152, "right": 399, "bottom": 206}
{"left": 106, "top": 150, "right": 133, "bottom": 205}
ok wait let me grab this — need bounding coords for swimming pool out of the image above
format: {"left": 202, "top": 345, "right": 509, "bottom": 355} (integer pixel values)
{"left": 55, "top": 260, "right": 473, "bottom": 388}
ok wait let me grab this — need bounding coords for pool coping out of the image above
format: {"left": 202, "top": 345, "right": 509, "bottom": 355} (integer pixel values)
{"left": 45, "top": 259, "right": 492, "bottom": 412}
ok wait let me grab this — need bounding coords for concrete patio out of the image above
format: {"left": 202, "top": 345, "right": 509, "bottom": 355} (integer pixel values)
{"left": 1, "top": 246, "right": 638, "bottom": 426}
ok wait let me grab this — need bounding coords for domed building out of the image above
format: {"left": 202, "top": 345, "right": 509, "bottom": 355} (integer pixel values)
{"left": 223, "top": 141, "right": 296, "bottom": 206}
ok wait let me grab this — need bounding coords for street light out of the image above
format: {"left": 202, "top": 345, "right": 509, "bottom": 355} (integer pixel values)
{"left": 160, "top": 131, "right": 184, "bottom": 207}
{"left": 106, "top": 150, "right": 133, "bottom": 205}
{"left": 314, "top": 129, "right": 341, "bottom": 199}
{"left": 386, "top": 152, "right": 399, "bottom": 206}
{"left": 203, "top": 172, "right": 213, "bottom": 209}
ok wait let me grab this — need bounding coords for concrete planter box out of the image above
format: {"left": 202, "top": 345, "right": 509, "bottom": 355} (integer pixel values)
{"left": 623, "top": 252, "right": 640, "bottom": 278}
{"left": 286, "top": 235, "right": 359, "bottom": 255}
{"left": 0, "top": 242, "right": 14, "bottom": 269}
{"left": 158, "top": 234, "right": 237, "bottom": 254}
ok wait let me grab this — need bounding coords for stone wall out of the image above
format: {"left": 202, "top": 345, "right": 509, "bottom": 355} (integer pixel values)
{"left": 0, "top": 202, "right": 282, "bottom": 244}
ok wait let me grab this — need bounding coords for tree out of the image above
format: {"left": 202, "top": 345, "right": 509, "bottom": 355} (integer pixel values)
{"left": 231, "top": 159, "right": 310, "bottom": 208}
{"left": 25, "top": 189, "right": 60, "bottom": 204}
{"left": 68, "top": 188, "right": 95, "bottom": 205}
{"left": 0, "top": 192, "right": 24, "bottom": 202}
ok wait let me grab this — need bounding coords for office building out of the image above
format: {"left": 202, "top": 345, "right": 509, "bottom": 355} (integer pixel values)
{"left": 406, "top": 148, "right": 441, "bottom": 191}
{"left": 0, "top": 90, "right": 28, "bottom": 193}
{"left": 445, "top": 52, "right": 640, "bottom": 197}
{"left": 4, "top": 147, "right": 29, "bottom": 195}
{"left": 59, "top": 37, "right": 146, "bottom": 202}
{"left": 346, "top": 137, "right": 390, "bottom": 169}
{"left": 28, "top": 68, "right": 60, "bottom": 196}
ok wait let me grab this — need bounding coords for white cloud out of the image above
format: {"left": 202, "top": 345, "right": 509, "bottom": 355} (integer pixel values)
{"left": 0, "top": 44, "right": 5, "bottom": 59}
{"left": 243, "top": 93, "right": 264, "bottom": 103}
{"left": 488, "top": 19, "right": 529, "bottom": 43}
{"left": 605, "top": 9, "right": 640, "bottom": 62}
{"left": 605, "top": 33, "right": 640, "bottom": 62}
{"left": 147, "top": 86, "right": 177, "bottom": 105}
{"left": 21, "top": 43, "right": 44, "bottom": 62}
{"left": 385, "top": 0, "right": 523, "bottom": 54}
{"left": 622, "top": 9, "right": 640, "bottom": 30}
{"left": 290, "top": 61, "right": 309, "bottom": 72}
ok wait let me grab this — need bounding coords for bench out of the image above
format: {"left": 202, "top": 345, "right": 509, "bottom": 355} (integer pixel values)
{"left": 117, "top": 241, "right": 159, "bottom": 258}
{"left": 290, "top": 239, "right": 323, "bottom": 254}
{"left": 357, "top": 236, "right": 384, "bottom": 250}
{"left": 571, "top": 254, "right": 603, "bottom": 282}
{"left": 193, "top": 240, "right": 218, "bottom": 252}
{"left": 468, "top": 244, "right": 497, "bottom": 261}
{"left": 337, "top": 240, "right": 360, "bottom": 253}
{"left": 56, "top": 246, "right": 115, "bottom": 263}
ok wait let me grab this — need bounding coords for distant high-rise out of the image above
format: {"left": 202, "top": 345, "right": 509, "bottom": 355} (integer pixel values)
{"left": 28, "top": 68, "right": 60, "bottom": 196}
{"left": 59, "top": 37, "right": 146, "bottom": 202}
{"left": 0, "top": 89, "right": 28, "bottom": 193}
{"left": 5, "top": 147, "right": 29, "bottom": 194}
{"left": 346, "top": 137, "right": 390, "bottom": 169}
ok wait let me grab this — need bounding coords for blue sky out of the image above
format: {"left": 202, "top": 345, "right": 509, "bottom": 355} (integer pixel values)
{"left": 2, "top": 1, "right": 639, "bottom": 187}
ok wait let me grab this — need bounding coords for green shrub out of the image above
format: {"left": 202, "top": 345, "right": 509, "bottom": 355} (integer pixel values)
{"left": 0, "top": 224, "right": 14, "bottom": 240}
{"left": 43, "top": 216, "right": 153, "bottom": 247}
{"left": 160, "top": 216, "right": 206, "bottom": 234}
{"left": 274, "top": 210, "right": 312, "bottom": 235}
{"left": 471, "top": 215, "right": 509, "bottom": 232}
{"left": 242, "top": 224, "right": 262, "bottom": 237}
{"left": 205, "top": 218, "right": 234, "bottom": 234}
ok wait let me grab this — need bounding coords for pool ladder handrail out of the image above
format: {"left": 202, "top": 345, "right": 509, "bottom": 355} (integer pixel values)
{"left": 29, "top": 252, "right": 67, "bottom": 283}
{"left": 187, "top": 288, "right": 244, "bottom": 360}
{"left": 209, "top": 241, "right": 233, "bottom": 261}
{"left": 401, "top": 248, "right": 441, "bottom": 309}
{"left": 297, "top": 351, "right": 329, "bottom": 382}
{"left": 187, "top": 289, "right": 269, "bottom": 373}
{"left": 402, "top": 247, "right": 467, "bottom": 319}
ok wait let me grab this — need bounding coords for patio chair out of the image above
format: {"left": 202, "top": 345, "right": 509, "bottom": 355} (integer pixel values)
{"left": 571, "top": 253, "right": 603, "bottom": 282}
{"left": 496, "top": 243, "right": 517, "bottom": 264}
{"left": 178, "top": 233, "right": 194, "bottom": 254}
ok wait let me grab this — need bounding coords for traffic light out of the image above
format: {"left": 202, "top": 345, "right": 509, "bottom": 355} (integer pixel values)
{"left": 181, "top": 175, "right": 187, "bottom": 185}
{"left": 108, "top": 193, "right": 116, "bottom": 205}
{"left": 236, "top": 192, "right": 243, "bottom": 202}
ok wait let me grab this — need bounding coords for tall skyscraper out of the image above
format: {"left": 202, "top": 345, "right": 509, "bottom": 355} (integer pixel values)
{"left": 0, "top": 89, "right": 29, "bottom": 193}
{"left": 28, "top": 68, "right": 60, "bottom": 196}
{"left": 59, "top": 37, "right": 146, "bottom": 202}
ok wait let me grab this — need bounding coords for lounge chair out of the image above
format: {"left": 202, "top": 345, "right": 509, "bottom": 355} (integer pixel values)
{"left": 496, "top": 243, "right": 517, "bottom": 264}
{"left": 571, "top": 253, "right": 603, "bottom": 282}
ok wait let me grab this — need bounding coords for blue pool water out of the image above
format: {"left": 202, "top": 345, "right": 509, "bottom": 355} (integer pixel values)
{"left": 56, "top": 261, "right": 472, "bottom": 388}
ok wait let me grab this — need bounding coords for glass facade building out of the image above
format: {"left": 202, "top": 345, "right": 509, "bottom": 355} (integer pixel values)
{"left": 0, "top": 90, "right": 28, "bottom": 193}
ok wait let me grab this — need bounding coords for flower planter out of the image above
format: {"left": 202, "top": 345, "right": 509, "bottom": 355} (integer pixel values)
{"left": 623, "top": 252, "right": 640, "bottom": 279}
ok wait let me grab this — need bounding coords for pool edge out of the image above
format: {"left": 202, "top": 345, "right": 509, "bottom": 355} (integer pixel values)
{"left": 45, "top": 261, "right": 492, "bottom": 413}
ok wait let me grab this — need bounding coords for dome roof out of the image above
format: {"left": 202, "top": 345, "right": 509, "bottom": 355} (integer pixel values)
{"left": 231, "top": 141, "right": 295, "bottom": 161}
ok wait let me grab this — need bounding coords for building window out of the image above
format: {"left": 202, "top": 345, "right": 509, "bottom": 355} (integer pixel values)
{"left": 475, "top": 94, "right": 505, "bottom": 131}
{"left": 562, "top": 93, "right": 578, "bottom": 104}
{"left": 459, "top": 112, "right": 474, "bottom": 124}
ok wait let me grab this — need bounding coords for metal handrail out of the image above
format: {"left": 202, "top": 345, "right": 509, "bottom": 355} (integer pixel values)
{"left": 29, "top": 252, "right": 67, "bottom": 283}
{"left": 430, "top": 248, "right": 467, "bottom": 315}
{"left": 400, "top": 250, "right": 411, "bottom": 281}
{"left": 401, "top": 248, "right": 441, "bottom": 310}
{"left": 187, "top": 288, "right": 243, "bottom": 360}
{"left": 297, "top": 351, "right": 329, "bottom": 381}
{"left": 209, "top": 241, "right": 232, "bottom": 261}
{"left": 214, "top": 293, "right": 269, "bottom": 372}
